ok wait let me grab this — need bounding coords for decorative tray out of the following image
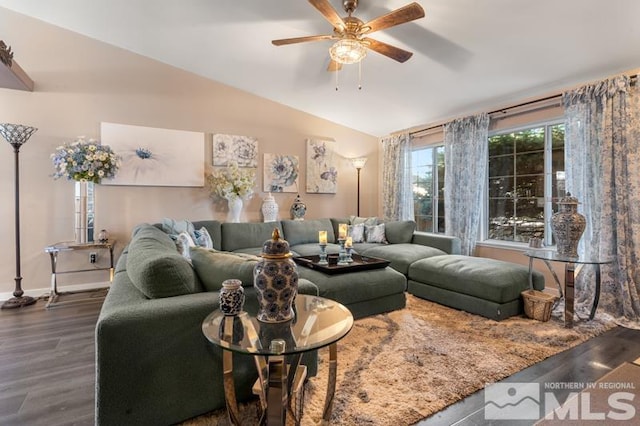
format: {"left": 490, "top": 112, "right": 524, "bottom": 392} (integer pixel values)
{"left": 293, "top": 254, "right": 390, "bottom": 275}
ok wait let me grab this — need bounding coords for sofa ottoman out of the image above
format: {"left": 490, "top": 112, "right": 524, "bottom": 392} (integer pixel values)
{"left": 297, "top": 266, "right": 407, "bottom": 319}
{"left": 407, "top": 255, "right": 545, "bottom": 320}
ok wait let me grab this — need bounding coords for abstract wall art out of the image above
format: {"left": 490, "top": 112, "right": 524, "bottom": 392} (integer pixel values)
{"left": 306, "top": 139, "right": 337, "bottom": 193}
{"left": 100, "top": 122, "right": 205, "bottom": 187}
{"left": 263, "top": 154, "right": 299, "bottom": 193}
{"left": 212, "top": 133, "right": 258, "bottom": 167}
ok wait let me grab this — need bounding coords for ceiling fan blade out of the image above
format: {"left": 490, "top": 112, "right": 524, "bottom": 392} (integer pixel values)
{"left": 364, "top": 38, "right": 413, "bottom": 63}
{"left": 327, "top": 59, "right": 343, "bottom": 72}
{"left": 272, "top": 34, "right": 335, "bottom": 46}
{"left": 308, "top": 0, "right": 347, "bottom": 31}
{"left": 361, "top": 2, "right": 425, "bottom": 34}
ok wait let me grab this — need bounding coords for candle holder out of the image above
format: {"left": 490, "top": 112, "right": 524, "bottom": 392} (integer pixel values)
{"left": 337, "top": 238, "right": 349, "bottom": 265}
{"left": 318, "top": 243, "right": 328, "bottom": 265}
{"left": 346, "top": 246, "right": 354, "bottom": 263}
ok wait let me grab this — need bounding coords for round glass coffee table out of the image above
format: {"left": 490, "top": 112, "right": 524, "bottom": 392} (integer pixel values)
{"left": 524, "top": 249, "right": 615, "bottom": 327}
{"left": 202, "top": 294, "right": 353, "bottom": 426}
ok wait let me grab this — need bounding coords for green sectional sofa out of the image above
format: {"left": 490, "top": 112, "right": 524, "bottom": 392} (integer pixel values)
{"left": 95, "top": 217, "right": 543, "bottom": 425}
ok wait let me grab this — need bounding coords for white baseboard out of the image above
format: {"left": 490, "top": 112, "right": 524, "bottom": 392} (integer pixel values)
{"left": 0, "top": 281, "right": 111, "bottom": 302}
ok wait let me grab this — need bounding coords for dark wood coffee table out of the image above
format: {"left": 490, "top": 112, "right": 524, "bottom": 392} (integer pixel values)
{"left": 293, "top": 254, "right": 390, "bottom": 275}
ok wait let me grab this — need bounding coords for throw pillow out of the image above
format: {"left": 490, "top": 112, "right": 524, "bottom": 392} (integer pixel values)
{"left": 161, "top": 218, "right": 195, "bottom": 237}
{"left": 350, "top": 215, "right": 379, "bottom": 226}
{"left": 348, "top": 223, "right": 365, "bottom": 243}
{"left": 193, "top": 226, "right": 213, "bottom": 249}
{"left": 176, "top": 231, "right": 195, "bottom": 260}
{"left": 190, "top": 247, "right": 260, "bottom": 291}
{"left": 365, "top": 223, "right": 388, "bottom": 244}
{"left": 162, "top": 218, "right": 213, "bottom": 250}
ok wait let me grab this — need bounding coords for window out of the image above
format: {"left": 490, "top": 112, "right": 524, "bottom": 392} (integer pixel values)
{"left": 412, "top": 145, "right": 445, "bottom": 233}
{"left": 487, "top": 123, "right": 564, "bottom": 244}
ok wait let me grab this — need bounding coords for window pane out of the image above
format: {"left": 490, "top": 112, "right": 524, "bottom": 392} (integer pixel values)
{"left": 515, "top": 175, "right": 544, "bottom": 198}
{"left": 489, "top": 156, "right": 513, "bottom": 177}
{"left": 515, "top": 152, "right": 544, "bottom": 175}
{"left": 515, "top": 128, "right": 544, "bottom": 152}
{"left": 489, "top": 177, "right": 514, "bottom": 198}
{"left": 489, "top": 135, "right": 514, "bottom": 156}
{"left": 487, "top": 123, "right": 564, "bottom": 244}
{"left": 412, "top": 145, "right": 445, "bottom": 233}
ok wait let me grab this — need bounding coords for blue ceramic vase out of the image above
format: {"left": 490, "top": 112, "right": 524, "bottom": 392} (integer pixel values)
{"left": 254, "top": 228, "right": 299, "bottom": 322}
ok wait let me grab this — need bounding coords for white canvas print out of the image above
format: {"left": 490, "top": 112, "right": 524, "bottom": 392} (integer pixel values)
{"left": 306, "top": 139, "right": 337, "bottom": 193}
{"left": 101, "top": 122, "right": 205, "bottom": 187}
{"left": 213, "top": 134, "right": 258, "bottom": 167}
{"left": 263, "top": 154, "right": 299, "bottom": 193}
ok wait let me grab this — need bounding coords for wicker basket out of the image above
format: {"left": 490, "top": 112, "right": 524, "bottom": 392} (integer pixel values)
{"left": 521, "top": 289, "right": 556, "bottom": 322}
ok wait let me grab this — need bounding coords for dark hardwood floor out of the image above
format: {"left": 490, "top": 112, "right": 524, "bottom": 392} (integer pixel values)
{"left": 1, "top": 291, "right": 639, "bottom": 426}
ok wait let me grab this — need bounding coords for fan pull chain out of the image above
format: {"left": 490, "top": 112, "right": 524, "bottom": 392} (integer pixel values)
{"left": 335, "top": 67, "right": 339, "bottom": 91}
{"left": 358, "top": 61, "right": 362, "bottom": 90}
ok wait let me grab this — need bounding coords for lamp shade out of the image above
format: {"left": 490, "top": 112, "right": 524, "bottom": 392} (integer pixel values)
{"left": 351, "top": 157, "right": 368, "bottom": 169}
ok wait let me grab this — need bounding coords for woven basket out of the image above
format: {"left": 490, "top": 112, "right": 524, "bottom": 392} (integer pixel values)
{"left": 521, "top": 289, "right": 556, "bottom": 322}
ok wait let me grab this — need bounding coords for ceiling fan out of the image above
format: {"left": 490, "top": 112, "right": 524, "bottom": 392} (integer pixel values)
{"left": 272, "top": 0, "right": 425, "bottom": 71}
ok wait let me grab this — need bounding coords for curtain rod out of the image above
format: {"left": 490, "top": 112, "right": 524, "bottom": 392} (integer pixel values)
{"left": 407, "top": 94, "right": 561, "bottom": 137}
{"left": 398, "top": 72, "right": 639, "bottom": 139}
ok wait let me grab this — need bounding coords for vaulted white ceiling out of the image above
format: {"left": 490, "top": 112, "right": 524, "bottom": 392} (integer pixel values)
{"left": 2, "top": 0, "right": 640, "bottom": 136}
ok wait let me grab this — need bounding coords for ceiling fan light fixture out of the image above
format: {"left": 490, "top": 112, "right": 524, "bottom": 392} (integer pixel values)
{"left": 329, "top": 39, "right": 367, "bottom": 64}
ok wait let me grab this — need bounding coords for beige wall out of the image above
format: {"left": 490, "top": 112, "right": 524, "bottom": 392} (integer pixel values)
{"left": 0, "top": 8, "right": 379, "bottom": 297}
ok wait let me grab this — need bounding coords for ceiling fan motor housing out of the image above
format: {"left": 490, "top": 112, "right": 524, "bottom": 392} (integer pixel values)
{"left": 343, "top": 0, "right": 358, "bottom": 14}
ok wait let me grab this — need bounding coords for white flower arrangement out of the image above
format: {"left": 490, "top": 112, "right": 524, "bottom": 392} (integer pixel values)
{"left": 207, "top": 162, "right": 256, "bottom": 200}
{"left": 51, "top": 137, "right": 120, "bottom": 184}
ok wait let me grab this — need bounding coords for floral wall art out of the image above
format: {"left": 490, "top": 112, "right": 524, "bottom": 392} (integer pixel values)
{"left": 306, "top": 139, "right": 337, "bottom": 193}
{"left": 212, "top": 133, "right": 258, "bottom": 167}
{"left": 263, "top": 154, "right": 299, "bottom": 193}
{"left": 100, "top": 122, "right": 205, "bottom": 187}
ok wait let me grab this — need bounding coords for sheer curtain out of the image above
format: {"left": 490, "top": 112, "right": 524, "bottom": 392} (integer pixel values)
{"left": 380, "top": 133, "right": 414, "bottom": 221}
{"left": 563, "top": 76, "right": 640, "bottom": 328}
{"left": 443, "top": 113, "right": 489, "bottom": 256}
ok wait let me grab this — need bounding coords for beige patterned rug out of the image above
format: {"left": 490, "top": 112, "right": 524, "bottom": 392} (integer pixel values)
{"left": 183, "top": 294, "right": 615, "bottom": 426}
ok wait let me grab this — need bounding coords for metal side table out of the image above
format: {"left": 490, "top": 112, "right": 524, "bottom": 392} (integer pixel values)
{"left": 524, "top": 249, "right": 614, "bottom": 327}
{"left": 44, "top": 240, "right": 116, "bottom": 308}
{"left": 202, "top": 295, "right": 353, "bottom": 426}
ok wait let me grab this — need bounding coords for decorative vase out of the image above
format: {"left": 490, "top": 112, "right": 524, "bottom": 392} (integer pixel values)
{"left": 253, "top": 228, "right": 299, "bottom": 323}
{"left": 261, "top": 192, "right": 279, "bottom": 222}
{"left": 290, "top": 194, "right": 306, "bottom": 221}
{"left": 551, "top": 193, "right": 586, "bottom": 257}
{"left": 74, "top": 180, "right": 95, "bottom": 243}
{"left": 97, "top": 229, "right": 109, "bottom": 243}
{"left": 227, "top": 197, "right": 243, "bottom": 223}
{"left": 219, "top": 279, "right": 245, "bottom": 316}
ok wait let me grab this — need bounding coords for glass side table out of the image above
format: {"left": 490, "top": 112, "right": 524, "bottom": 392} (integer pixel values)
{"left": 524, "top": 249, "right": 615, "bottom": 328}
{"left": 44, "top": 240, "right": 116, "bottom": 309}
{"left": 202, "top": 294, "right": 354, "bottom": 426}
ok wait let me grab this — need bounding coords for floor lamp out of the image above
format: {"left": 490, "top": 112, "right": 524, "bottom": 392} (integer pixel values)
{"left": 1, "top": 123, "right": 38, "bottom": 309}
{"left": 351, "top": 157, "right": 367, "bottom": 216}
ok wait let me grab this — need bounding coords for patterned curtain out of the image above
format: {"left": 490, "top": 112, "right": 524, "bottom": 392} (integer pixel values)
{"left": 380, "top": 133, "right": 414, "bottom": 221}
{"left": 444, "top": 113, "right": 489, "bottom": 256}
{"left": 563, "top": 75, "right": 640, "bottom": 328}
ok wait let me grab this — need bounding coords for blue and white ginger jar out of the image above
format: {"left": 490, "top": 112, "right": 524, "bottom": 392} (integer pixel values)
{"left": 253, "top": 228, "right": 299, "bottom": 322}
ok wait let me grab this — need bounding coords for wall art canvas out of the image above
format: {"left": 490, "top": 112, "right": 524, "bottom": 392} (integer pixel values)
{"left": 212, "top": 134, "right": 258, "bottom": 167}
{"left": 306, "top": 139, "right": 338, "bottom": 193}
{"left": 101, "top": 122, "right": 205, "bottom": 187}
{"left": 263, "top": 154, "right": 299, "bottom": 193}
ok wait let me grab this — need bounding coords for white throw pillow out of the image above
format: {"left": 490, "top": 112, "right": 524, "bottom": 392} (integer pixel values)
{"left": 365, "top": 223, "right": 388, "bottom": 244}
{"left": 348, "top": 223, "right": 365, "bottom": 243}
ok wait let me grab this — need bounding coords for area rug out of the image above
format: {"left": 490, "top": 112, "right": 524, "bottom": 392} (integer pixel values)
{"left": 183, "top": 294, "right": 615, "bottom": 426}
